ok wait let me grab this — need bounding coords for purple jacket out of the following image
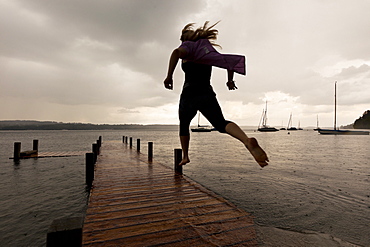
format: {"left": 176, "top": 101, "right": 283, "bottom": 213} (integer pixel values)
{"left": 179, "top": 39, "right": 246, "bottom": 75}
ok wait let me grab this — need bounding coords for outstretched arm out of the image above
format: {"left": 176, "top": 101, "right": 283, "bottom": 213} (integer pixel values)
{"left": 164, "top": 48, "right": 187, "bottom": 90}
{"left": 226, "top": 70, "right": 238, "bottom": 90}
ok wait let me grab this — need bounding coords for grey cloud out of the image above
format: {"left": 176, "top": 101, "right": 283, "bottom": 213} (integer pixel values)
{"left": 336, "top": 64, "right": 370, "bottom": 78}
{"left": 1, "top": 0, "right": 370, "bottom": 126}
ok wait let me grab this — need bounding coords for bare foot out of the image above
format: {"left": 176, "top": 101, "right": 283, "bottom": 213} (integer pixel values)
{"left": 179, "top": 157, "right": 190, "bottom": 166}
{"left": 246, "top": 137, "right": 269, "bottom": 167}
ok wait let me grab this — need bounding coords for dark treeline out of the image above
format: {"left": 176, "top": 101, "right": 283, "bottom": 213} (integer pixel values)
{"left": 0, "top": 120, "right": 177, "bottom": 130}
{"left": 353, "top": 110, "right": 370, "bottom": 129}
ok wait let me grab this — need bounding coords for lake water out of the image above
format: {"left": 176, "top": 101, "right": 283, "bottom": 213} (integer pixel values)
{"left": 0, "top": 128, "right": 369, "bottom": 246}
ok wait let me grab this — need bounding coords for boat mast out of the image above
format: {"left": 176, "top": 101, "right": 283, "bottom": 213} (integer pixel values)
{"left": 334, "top": 81, "right": 337, "bottom": 130}
{"left": 197, "top": 112, "right": 200, "bottom": 127}
{"left": 287, "top": 113, "right": 292, "bottom": 129}
{"left": 263, "top": 101, "right": 268, "bottom": 126}
{"left": 316, "top": 115, "right": 319, "bottom": 129}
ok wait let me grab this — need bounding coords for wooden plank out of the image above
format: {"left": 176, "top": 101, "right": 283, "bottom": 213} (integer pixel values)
{"left": 10, "top": 151, "right": 86, "bottom": 159}
{"left": 82, "top": 141, "right": 258, "bottom": 246}
{"left": 20, "top": 150, "right": 38, "bottom": 157}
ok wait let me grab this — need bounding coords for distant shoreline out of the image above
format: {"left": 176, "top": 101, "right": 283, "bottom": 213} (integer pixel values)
{"left": 0, "top": 120, "right": 355, "bottom": 131}
{"left": 0, "top": 120, "right": 179, "bottom": 131}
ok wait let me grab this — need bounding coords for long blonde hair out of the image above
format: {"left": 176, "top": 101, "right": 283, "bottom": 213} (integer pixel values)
{"left": 180, "top": 21, "right": 221, "bottom": 47}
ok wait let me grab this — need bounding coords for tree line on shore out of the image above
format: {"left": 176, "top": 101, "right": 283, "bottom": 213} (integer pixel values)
{"left": 1, "top": 111, "right": 369, "bottom": 130}
{"left": 0, "top": 120, "right": 166, "bottom": 130}
{"left": 353, "top": 110, "right": 370, "bottom": 129}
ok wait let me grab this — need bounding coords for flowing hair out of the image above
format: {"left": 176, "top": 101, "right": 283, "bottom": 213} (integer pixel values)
{"left": 180, "top": 21, "right": 221, "bottom": 47}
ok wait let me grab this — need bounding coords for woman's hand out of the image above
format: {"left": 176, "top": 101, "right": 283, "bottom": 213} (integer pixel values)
{"left": 164, "top": 77, "right": 173, "bottom": 90}
{"left": 226, "top": 80, "right": 238, "bottom": 90}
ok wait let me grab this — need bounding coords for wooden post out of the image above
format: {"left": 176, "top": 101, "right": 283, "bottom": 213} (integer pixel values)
{"left": 92, "top": 143, "right": 98, "bottom": 163}
{"left": 46, "top": 217, "right": 83, "bottom": 247}
{"left": 85, "top": 153, "right": 94, "bottom": 187}
{"left": 123, "top": 136, "right": 125, "bottom": 143}
{"left": 14, "top": 142, "right": 21, "bottom": 161}
{"left": 174, "top": 149, "right": 183, "bottom": 174}
{"left": 33, "top": 140, "right": 39, "bottom": 152}
{"left": 137, "top": 139, "right": 140, "bottom": 152}
{"left": 96, "top": 140, "right": 101, "bottom": 154}
{"left": 97, "top": 136, "right": 102, "bottom": 150}
{"left": 148, "top": 142, "right": 153, "bottom": 162}
{"left": 129, "top": 137, "right": 132, "bottom": 148}
{"left": 125, "top": 136, "right": 128, "bottom": 144}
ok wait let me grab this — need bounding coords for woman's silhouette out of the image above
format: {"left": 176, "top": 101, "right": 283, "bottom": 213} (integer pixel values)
{"left": 164, "top": 21, "right": 269, "bottom": 167}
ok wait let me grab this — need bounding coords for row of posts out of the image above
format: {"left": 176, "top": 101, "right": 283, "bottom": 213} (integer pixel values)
{"left": 48, "top": 137, "right": 102, "bottom": 247}
{"left": 85, "top": 135, "right": 182, "bottom": 188}
{"left": 122, "top": 135, "right": 183, "bottom": 175}
{"left": 50, "top": 135, "right": 182, "bottom": 247}
{"left": 86, "top": 135, "right": 183, "bottom": 188}
{"left": 85, "top": 136, "right": 102, "bottom": 188}
{"left": 122, "top": 136, "right": 154, "bottom": 162}
{"left": 13, "top": 140, "right": 39, "bottom": 161}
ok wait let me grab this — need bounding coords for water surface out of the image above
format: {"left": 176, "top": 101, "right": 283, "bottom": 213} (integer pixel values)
{"left": 0, "top": 129, "right": 369, "bottom": 246}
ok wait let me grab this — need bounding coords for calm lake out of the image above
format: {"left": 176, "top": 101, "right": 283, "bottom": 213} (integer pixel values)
{"left": 0, "top": 128, "right": 369, "bottom": 246}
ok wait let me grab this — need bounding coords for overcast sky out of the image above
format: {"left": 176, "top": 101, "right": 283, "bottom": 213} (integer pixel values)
{"left": 1, "top": 0, "right": 369, "bottom": 127}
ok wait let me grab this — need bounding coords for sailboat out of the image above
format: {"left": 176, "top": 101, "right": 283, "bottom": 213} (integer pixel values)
{"left": 287, "top": 113, "right": 297, "bottom": 130}
{"left": 298, "top": 121, "right": 303, "bottom": 130}
{"left": 313, "top": 115, "right": 320, "bottom": 131}
{"left": 318, "top": 81, "right": 369, "bottom": 135}
{"left": 280, "top": 120, "right": 286, "bottom": 130}
{"left": 191, "top": 112, "right": 212, "bottom": 132}
{"left": 258, "top": 101, "right": 279, "bottom": 132}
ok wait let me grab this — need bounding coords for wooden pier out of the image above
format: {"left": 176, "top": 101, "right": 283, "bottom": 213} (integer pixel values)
{"left": 83, "top": 141, "right": 258, "bottom": 246}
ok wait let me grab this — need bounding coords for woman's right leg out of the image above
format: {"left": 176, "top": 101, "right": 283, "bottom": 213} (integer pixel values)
{"left": 179, "top": 96, "right": 197, "bottom": 166}
{"left": 179, "top": 135, "right": 190, "bottom": 165}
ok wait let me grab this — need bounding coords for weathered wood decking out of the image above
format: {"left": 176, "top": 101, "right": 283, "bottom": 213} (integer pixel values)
{"left": 83, "top": 141, "right": 258, "bottom": 246}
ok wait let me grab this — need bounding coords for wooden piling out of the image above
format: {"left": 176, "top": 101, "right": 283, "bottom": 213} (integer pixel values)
{"left": 122, "top": 136, "right": 125, "bottom": 143}
{"left": 46, "top": 217, "right": 83, "bottom": 247}
{"left": 174, "top": 148, "right": 183, "bottom": 174}
{"left": 86, "top": 153, "right": 94, "bottom": 187}
{"left": 148, "top": 142, "right": 153, "bottom": 162}
{"left": 33, "top": 140, "right": 39, "bottom": 152}
{"left": 97, "top": 139, "right": 101, "bottom": 151}
{"left": 129, "top": 137, "right": 132, "bottom": 148}
{"left": 136, "top": 139, "right": 140, "bottom": 152}
{"left": 13, "top": 142, "right": 21, "bottom": 161}
{"left": 92, "top": 144, "right": 98, "bottom": 163}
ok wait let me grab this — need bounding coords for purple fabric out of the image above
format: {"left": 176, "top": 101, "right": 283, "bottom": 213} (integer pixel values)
{"left": 179, "top": 39, "right": 246, "bottom": 75}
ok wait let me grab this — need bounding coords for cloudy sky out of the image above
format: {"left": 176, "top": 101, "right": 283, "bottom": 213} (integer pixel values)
{"left": 1, "top": 0, "right": 369, "bottom": 127}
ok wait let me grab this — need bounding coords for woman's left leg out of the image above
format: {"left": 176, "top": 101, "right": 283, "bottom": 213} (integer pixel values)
{"left": 224, "top": 122, "right": 269, "bottom": 167}
{"left": 200, "top": 95, "right": 269, "bottom": 167}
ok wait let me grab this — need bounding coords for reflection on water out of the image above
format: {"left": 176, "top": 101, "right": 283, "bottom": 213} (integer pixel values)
{"left": 0, "top": 129, "right": 369, "bottom": 246}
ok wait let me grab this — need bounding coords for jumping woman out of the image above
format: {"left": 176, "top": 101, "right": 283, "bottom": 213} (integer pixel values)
{"left": 163, "top": 21, "right": 269, "bottom": 168}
